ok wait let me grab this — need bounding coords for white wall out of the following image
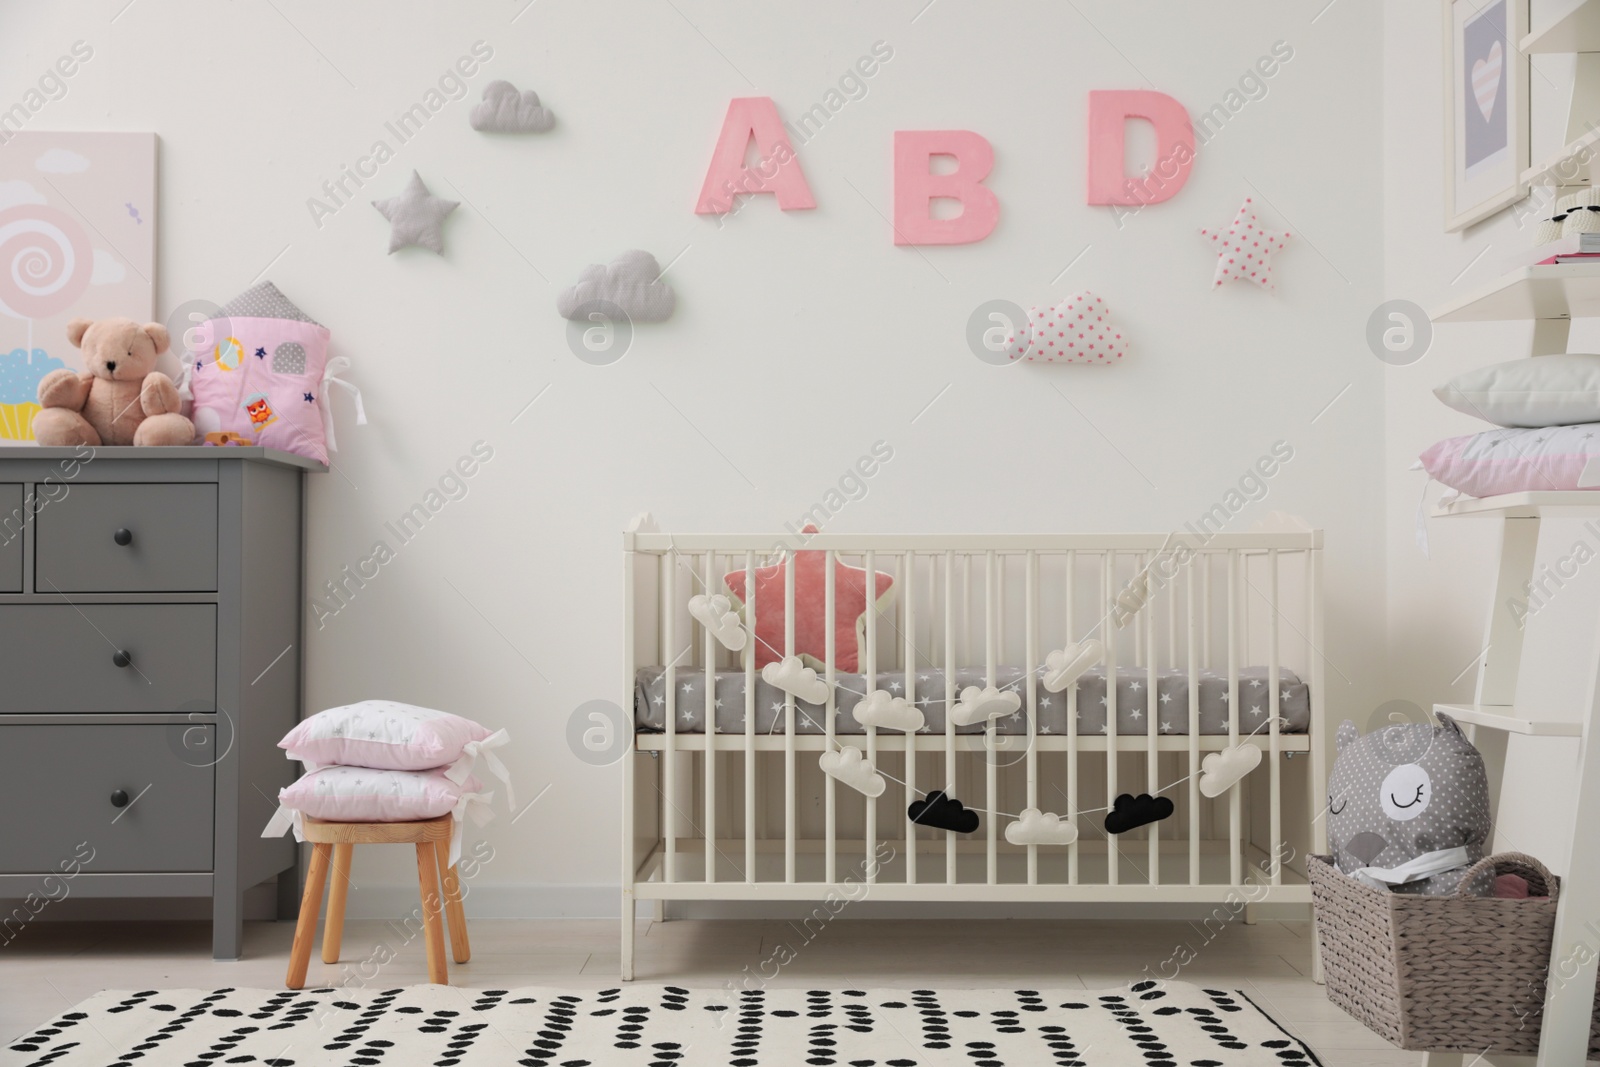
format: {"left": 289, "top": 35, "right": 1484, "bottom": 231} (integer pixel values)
{"left": 1383, "top": 1, "right": 1596, "bottom": 873}
{"left": 2, "top": 0, "right": 1386, "bottom": 915}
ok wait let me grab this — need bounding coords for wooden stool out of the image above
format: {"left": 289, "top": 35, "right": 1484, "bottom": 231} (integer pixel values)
{"left": 285, "top": 815, "right": 470, "bottom": 988}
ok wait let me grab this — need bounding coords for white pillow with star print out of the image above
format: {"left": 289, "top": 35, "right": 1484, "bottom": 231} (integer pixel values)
{"left": 1434, "top": 353, "right": 1600, "bottom": 427}
{"left": 280, "top": 700, "right": 510, "bottom": 800}
{"left": 262, "top": 765, "right": 494, "bottom": 865}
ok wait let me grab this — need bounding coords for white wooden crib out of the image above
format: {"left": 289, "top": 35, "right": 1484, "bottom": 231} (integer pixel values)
{"left": 620, "top": 528, "right": 1328, "bottom": 980}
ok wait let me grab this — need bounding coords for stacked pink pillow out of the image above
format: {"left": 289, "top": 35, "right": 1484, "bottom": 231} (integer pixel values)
{"left": 262, "top": 700, "right": 512, "bottom": 863}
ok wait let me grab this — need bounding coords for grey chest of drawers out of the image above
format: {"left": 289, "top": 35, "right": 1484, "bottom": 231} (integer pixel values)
{"left": 0, "top": 445, "right": 322, "bottom": 959}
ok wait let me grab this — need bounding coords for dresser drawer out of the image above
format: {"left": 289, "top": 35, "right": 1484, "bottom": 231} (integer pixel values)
{"left": 0, "top": 605, "right": 216, "bottom": 713}
{"left": 35, "top": 482, "right": 218, "bottom": 593}
{"left": 0, "top": 483, "right": 19, "bottom": 592}
{"left": 0, "top": 724, "right": 213, "bottom": 873}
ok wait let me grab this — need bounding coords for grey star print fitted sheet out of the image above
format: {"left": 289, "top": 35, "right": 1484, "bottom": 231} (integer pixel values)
{"left": 634, "top": 665, "right": 1309, "bottom": 735}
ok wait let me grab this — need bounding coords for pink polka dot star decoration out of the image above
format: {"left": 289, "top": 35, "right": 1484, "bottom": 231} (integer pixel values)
{"left": 1201, "top": 197, "right": 1290, "bottom": 292}
{"left": 1001, "top": 291, "right": 1127, "bottom": 364}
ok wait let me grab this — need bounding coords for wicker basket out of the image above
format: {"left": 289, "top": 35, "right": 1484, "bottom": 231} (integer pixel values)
{"left": 1309, "top": 852, "right": 1600, "bottom": 1054}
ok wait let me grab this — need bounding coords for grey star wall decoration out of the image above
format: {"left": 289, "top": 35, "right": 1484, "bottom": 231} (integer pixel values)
{"left": 372, "top": 170, "right": 459, "bottom": 255}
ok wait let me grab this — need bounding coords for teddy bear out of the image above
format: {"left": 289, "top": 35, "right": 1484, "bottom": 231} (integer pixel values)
{"left": 32, "top": 317, "right": 195, "bottom": 447}
{"left": 1327, "top": 712, "right": 1491, "bottom": 896}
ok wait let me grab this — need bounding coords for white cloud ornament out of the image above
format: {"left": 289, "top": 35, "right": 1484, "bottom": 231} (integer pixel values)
{"left": 949, "top": 685, "right": 1022, "bottom": 727}
{"left": 1043, "top": 640, "right": 1102, "bottom": 693}
{"left": 1198, "top": 743, "right": 1263, "bottom": 798}
{"left": 762, "top": 655, "right": 829, "bottom": 705}
{"left": 819, "top": 746, "right": 886, "bottom": 798}
{"left": 853, "top": 689, "right": 924, "bottom": 732}
{"left": 688, "top": 593, "right": 746, "bottom": 652}
{"left": 1004, "top": 808, "right": 1079, "bottom": 846}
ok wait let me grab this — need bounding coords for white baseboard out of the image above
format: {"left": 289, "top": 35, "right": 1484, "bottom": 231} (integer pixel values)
{"left": 4, "top": 885, "right": 1311, "bottom": 925}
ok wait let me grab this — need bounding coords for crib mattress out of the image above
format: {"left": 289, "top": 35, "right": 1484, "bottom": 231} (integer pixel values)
{"left": 634, "top": 665, "right": 1309, "bottom": 736}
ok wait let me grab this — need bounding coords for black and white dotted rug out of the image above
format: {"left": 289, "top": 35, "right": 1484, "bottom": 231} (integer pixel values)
{"left": 4, "top": 981, "right": 1321, "bottom": 1067}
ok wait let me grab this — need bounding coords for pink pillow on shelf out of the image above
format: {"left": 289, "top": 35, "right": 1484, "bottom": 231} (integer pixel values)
{"left": 1418, "top": 423, "right": 1600, "bottom": 498}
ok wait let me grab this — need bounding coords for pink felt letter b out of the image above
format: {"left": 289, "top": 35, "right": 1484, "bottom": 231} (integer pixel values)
{"left": 695, "top": 97, "right": 816, "bottom": 215}
{"left": 1086, "top": 90, "right": 1194, "bottom": 206}
{"left": 892, "top": 130, "right": 999, "bottom": 246}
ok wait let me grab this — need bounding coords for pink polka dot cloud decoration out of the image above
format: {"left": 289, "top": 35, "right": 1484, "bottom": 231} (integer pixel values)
{"left": 1201, "top": 197, "right": 1290, "bottom": 291}
{"left": 1001, "top": 291, "right": 1127, "bottom": 364}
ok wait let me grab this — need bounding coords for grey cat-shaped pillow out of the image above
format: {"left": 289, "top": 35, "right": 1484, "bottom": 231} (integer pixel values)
{"left": 1327, "top": 712, "right": 1491, "bottom": 896}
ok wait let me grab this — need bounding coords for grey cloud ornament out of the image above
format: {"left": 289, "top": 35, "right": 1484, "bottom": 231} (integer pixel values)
{"left": 470, "top": 80, "right": 555, "bottom": 133}
{"left": 557, "top": 250, "right": 676, "bottom": 323}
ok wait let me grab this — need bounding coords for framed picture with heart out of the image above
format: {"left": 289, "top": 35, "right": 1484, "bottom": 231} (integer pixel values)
{"left": 1442, "top": 0, "right": 1528, "bottom": 231}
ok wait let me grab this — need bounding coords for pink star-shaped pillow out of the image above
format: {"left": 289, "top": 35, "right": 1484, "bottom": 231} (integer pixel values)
{"left": 1200, "top": 196, "right": 1290, "bottom": 292}
{"left": 724, "top": 527, "right": 894, "bottom": 672}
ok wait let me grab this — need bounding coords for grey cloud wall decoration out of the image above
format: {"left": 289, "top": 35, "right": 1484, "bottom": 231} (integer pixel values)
{"left": 557, "top": 250, "right": 676, "bottom": 323}
{"left": 470, "top": 80, "right": 555, "bottom": 133}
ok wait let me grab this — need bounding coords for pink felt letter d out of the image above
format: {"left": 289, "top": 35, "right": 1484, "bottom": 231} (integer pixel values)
{"left": 695, "top": 97, "right": 816, "bottom": 215}
{"left": 892, "top": 130, "right": 999, "bottom": 246}
{"left": 1086, "top": 90, "right": 1194, "bottom": 206}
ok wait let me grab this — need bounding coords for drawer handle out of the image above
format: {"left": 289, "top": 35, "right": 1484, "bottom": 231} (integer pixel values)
{"left": 112, "top": 650, "right": 132, "bottom": 668}
{"left": 113, "top": 528, "right": 133, "bottom": 547}
{"left": 110, "top": 789, "right": 129, "bottom": 808}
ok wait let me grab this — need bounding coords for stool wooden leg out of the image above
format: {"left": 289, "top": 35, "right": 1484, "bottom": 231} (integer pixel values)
{"left": 415, "top": 842, "right": 448, "bottom": 984}
{"left": 321, "top": 843, "right": 353, "bottom": 964}
{"left": 286, "top": 843, "right": 331, "bottom": 990}
{"left": 434, "top": 838, "right": 470, "bottom": 964}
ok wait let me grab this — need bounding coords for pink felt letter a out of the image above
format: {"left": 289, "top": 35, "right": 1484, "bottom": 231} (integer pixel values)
{"left": 695, "top": 97, "right": 816, "bottom": 215}
{"left": 1086, "top": 90, "right": 1194, "bottom": 206}
{"left": 892, "top": 130, "right": 999, "bottom": 245}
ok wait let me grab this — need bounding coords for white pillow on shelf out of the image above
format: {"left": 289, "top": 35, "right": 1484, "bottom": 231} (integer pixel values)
{"left": 1435, "top": 353, "right": 1600, "bottom": 427}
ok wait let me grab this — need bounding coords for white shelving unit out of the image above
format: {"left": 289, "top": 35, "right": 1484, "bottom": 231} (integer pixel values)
{"left": 1423, "top": 223, "right": 1600, "bottom": 1060}
{"left": 1422, "top": 492, "right": 1600, "bottom": 1067}
{"left": 1519, "top": 0, "right": 1600, "bottom": 186}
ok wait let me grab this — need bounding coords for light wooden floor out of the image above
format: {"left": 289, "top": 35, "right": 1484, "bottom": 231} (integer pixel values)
{"left": 0, "top": 917, "right": 1411, "bottom": 1066}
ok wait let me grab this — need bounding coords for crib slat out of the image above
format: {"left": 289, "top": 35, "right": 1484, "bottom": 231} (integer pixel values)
{"left": 1308, "top": 549, "right": 1329, "bottom": 861}
{"left": 1167, "top": 563, "right": 1177, "bottom": 678}
{"left": 664, "top": 555, "right": 676, "bottom": 884}
{"left": 1025, "top": 550, "right": 1039, "bottom": 885}
{"left": 745, "top": 551, "right": 756, "bottom": 884}
{"left": 1104, "top": 552, "right": 1118, "bottom": 887}
{"left": 1269, "top": 548, "right": 1282, "bottom": 886}
{"left": 986, "top": 550, "right": 998, "bottom": 886}
{"left": 945, "top": 551, "right": 957, "bottom": 885}
{"left": 1228, "top": 549, "right": 1241, "bottom": 888}
{"left": 996, "top": 553, "right": 1006, "bottom": 669}
{"left": 825, "top": 551, "right": 837, "bottom": 886}
{"left": 905, "top": 552, "right": 918, "bottom": 886}
{"left": 865, "top": 549, "right": 878, "bottom": 885}
{"left": 1066, "top": 550, "right": 1079, "bottom": 885}
{"left": 704, "top": 552, "right": 716, "bottom": 884}
{"left": 1145, "top": 552, "right": 1159, "bottom": 887}
{"left": 963, "top": 555, "right": 973, "bottom": 668}
{"left": 1187, "top": 558, "right": 1200, "bottom": 886}
{"left": 785, "top": 550, "right": 796, "bottom": 884}
{"left": 622, "top": 543, "right": 637, "bottom": 976}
